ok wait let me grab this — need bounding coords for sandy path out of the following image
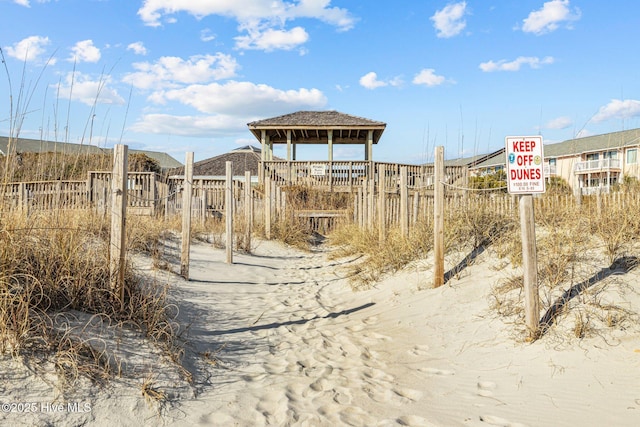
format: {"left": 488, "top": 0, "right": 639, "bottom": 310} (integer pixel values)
{"left": 2, "top": 238, "right": 639, "bottom": 426}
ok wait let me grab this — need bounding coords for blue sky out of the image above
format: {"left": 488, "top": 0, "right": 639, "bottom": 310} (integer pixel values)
{"left": 2, "top": 0, "right": 640, "bottom": 163}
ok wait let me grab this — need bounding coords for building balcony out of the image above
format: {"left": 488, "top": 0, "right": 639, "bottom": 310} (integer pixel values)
{"left": 580, "top": 185, "right": 611, "bottom": 195}
{"left": 574, "top": 158, "right": 621, "bottom": 173}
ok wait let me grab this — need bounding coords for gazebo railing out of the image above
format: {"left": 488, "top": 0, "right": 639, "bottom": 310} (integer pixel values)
{"left": 261, "top": 161, "right": 466, "bottom": 192}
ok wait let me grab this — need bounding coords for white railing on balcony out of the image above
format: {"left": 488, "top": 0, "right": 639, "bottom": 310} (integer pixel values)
{"left": 574, "top": 158, "right": 620, "bottom": 173}
{"left": 581, "top": 185, "right": 611, "bottom": 195}
{"left": 544, "top": 164, "right": 557, "bottom": 176}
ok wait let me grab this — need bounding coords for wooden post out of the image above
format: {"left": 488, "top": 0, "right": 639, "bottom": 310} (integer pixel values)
{"left": 433, "top": 146, "right": 445, "bottom": 288}
{"left": 199, "top": 180, "right": 206, "bottom": 225}
{"left": 110, "top": 144, "right": 128, "bottom": 308}
{"left": 225, "top": 161, "right": 233, "bottom": 264}
{"left": 520, "top": 194, "right": 540, "bottom": 338}
{"left": 149, "top": 173, "right": 157, "bottom": 215}
{"left": 378, "top": 164, "right": 386, "bottom": 239}
{"left": 400, "top": 166, "right": 408, "bottom": 237}
{"left": 412, "top": 192, "right": 419, "bottom": 224}
{"left": 244, "top": 170, "right": 252, "bottom": 249}
{"left": 181, "top": 152, "right": 194, "bottom": 279}
{"left": 368, "top": 174, "right": 375, "bottom": 229}
{"left": 264, "top": 176, "right": 271, "bottom": 239}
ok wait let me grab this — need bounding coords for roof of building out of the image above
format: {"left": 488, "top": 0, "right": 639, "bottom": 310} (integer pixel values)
{"left": 0, "top": 136, "right": 183, "bottom": 169}
{"left": 443, "top": 149, "right": 505, "bottom": 168}
{"left": 247, "top": 110, "right": 387, "bottom": 145}
{"left": 544, "top": 128, "right": 640, "bottom": 158}
{"left": 170, "top": 145, "right": 273, "bottom": 177}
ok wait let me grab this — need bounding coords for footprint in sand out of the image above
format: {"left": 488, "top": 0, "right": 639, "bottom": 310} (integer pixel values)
{"left": 396, "top": 415, "right": 439, "bottom": 426}
{"left": 479, "top": 414, "right": 528, "bottom": 427}
{"left": 346, "top": 324, "right": 365, "bottom": 333}
{"left": 419, "top": 367, "right": 455, "bottom": 376}
{"left": 362, "top": 315, "right": 378, "bottom": 325}
{"left": 408, "top": 344, "right": 430, "bottom": 357}
{"left": 392, "top": 386, "right": 423, "bottom": 402}
{"left": 477, "top": 381, "right": 497, "bottom": 398}
{"left": 332, "top": 389, "right": 352, "bottom": 405}
{"left": 363, "top": 331, "right": 393, "bottom": 342}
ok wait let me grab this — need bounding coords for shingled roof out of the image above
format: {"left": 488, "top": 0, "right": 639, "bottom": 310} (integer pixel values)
{"left": 544, "top": 128, "right": 640, "bottom": 158}
{"left": 247, "top": 110, "right": 386, "bottom": 144}
{"left": 170, "top": 146, "right": 274, "bottom": 177}
{"left": 0, "top": 136, "right": 183, "bottom": 169}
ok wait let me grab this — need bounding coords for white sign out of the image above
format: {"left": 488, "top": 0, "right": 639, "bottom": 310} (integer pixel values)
{"left": 505, "top": 136, "right": 545, "bottom": 194}
{"left": 310, "top": 164, "right": 326, "bottom": 176}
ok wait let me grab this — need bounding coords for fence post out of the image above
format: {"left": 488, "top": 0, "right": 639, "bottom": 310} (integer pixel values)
{"left": 378, "top": 164, "right": 386, "bottom": 239}
{"left": 433, "top": 146, "right": 445, "bottom": 288}
{"left": 226, "top": 161, "right": 234, "bottom": 264}
{"left": 244, "top": 170, "right": 252, "bottom": 249}
{"left": 110, "top": 144, "right": 128, "bottom": 308}
{"left": 181, "top": 152, "right": 194, "bottom": 279}
{"left": 368, "top": 173, "right": 375, "bottom": 229}
{"left": 400, "top": 166, "right": 408, "bottom": 237}
{"left": 264, "top": 176, "right": 272, "bottom": 239}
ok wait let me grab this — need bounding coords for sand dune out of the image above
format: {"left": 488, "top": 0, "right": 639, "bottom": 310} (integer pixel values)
{"left": 1, "top": 238, "right": 639, "bottom": 426}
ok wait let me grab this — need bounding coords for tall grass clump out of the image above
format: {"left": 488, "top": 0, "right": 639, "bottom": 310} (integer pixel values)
{"left": 330, "top": 220, "right": 434, "bottom": 289}
{"left": 0, "top": 209, "right": 183, "bottom": 388}
{"left": 490, "top": 192, "right": 640, "bottom": 342}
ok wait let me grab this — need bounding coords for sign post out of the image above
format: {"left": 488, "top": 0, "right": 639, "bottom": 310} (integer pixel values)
{"left": 505, "top": 136, "right": 545, "bottom": 339}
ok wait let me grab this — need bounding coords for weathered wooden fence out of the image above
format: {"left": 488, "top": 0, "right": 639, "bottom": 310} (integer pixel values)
{"left": 3, "top": 163, "right": 639, "bottom": 238}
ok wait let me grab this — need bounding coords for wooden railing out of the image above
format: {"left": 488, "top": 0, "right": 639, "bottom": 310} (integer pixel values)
{"left": 261, "top": 161, "right": 468, "bottom": 193}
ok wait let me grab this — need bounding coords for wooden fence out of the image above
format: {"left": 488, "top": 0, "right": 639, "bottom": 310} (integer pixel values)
{"left": 3, "top": 165, "right": 639, "bottom": 236}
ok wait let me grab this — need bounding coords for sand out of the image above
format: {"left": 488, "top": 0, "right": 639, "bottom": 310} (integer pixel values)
{"left": 1, "top": 237, "right": 639, "bottom": 426}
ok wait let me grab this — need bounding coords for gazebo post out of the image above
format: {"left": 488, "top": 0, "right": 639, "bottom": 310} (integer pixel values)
{"left": 260, "top": 130, "right": 267, "bottom": 162}
{"left": 286, "top": 130, "right": 292, "bottom": 161}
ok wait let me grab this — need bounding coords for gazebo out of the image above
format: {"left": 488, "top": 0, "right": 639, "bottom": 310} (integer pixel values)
{"left": 247, "top": 111, "right": 386, "bottom": 162}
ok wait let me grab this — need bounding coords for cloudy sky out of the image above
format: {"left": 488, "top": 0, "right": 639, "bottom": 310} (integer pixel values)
{"left": 2, "top": 0, "right": 639, "bottom": 163}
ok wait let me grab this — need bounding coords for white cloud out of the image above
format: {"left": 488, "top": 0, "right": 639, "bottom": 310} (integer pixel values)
{"left": 235, "top": 26, "right": 309, "bottom": 51}
{"left": 545, "top": 116, "right": 573, "bottom": 129}
{"left": 13, "top": 0, "right": 50, "bottom": 6}
{"left": 138, "top": 0, "right": 354, "bottom": 29}
{"left": 122, "top": 54, "right": 239, "bottom": 90}
{"left": 137, "top": 0, "right": 354, "bottom": 51}
{"left": 431, "top": 1, "right": 468, "bottom": 38}
{"left": 521, "top": 0, "right": 581, "bottom": 35}
{"left": 593, "top": 99, "right": 640, "bottom": 123}
{"left": 4, "top": 35, "right": 53, "bottom": 63}
{"left": 479, "top": 56, "right": 554, "bottom": 72}
{"left": 129, "top": 113, "right": 250, "bottom": 137}
{"left": 54, "top": 72, "right": 125, "bottom": 106}
{"left": 200, "top": 29, "right": 216, "bottom": 42}
{"left": 127, "top": 42, "right": 148, "bottom": 56}
{"left": 68, "top": 40, "right": 101, "bottom": 63}
{"left": 150, "top": 80, "right": 327, "bottom": 116}
{"left": 412, "top": 69, "right": 447, "bottom": 87}
{"left": 359, "top": 72, "right": 387, "bottom": 90}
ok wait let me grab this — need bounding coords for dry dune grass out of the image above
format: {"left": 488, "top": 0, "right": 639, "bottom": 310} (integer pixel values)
{"left": 490, "top": 193, "right": 640, "bottom": 342}
{"left": 0, "top": 209, "right": 185, "bottom": 392}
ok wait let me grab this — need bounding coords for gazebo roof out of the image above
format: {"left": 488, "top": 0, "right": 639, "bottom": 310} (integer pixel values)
{"left": 247, "top": 111, "right": 386, "bottom": 145}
